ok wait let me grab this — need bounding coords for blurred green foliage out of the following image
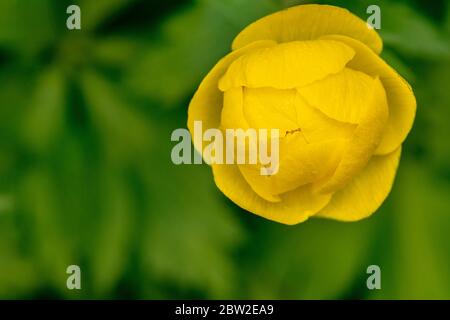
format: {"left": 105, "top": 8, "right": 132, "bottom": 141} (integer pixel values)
{"left": 0, "top": 0, "right": 449, "bottom": 299}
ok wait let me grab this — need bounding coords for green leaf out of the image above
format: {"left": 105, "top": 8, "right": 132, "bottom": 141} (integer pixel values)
{"left": 92, "top": 36, "right": 142, "bottom": 67}
{"left": 379, "top": 2, "right": 450, "bottom": 58}
{"left": 80, "top": 70, "right": 154, "bottom": 163}
{"left": 380, "top": 49, "right": 415, "bottom": 83}
{"left": 446, "top": 3, "right": 450, "bottom": 34}
{"left": 78, "top": 0, "right": 139, "bottom": 31}
{"left": 371, "top": 160, "right": 450, "bottom": 299}
{"left": 140, "top": 131, "right": 244, "bottom": 297}
{"left": 411, "top": 60, "right": 450, "bottom": 174}
{"left": 0, "top": 251, "right": 39, "bottom": 298}
{"left": 241, "top": 216, "right": 379, "bottom": 299}
{"left": 20, "top": 168, "right": 78, "bottom": 294}
{"left": 0, "top": 0, "right": 56, "bottom": 57}
{"left": 21, "top": 67, "right": 66, "bottom": 153}
{"left": 89, "top": 172, "right": 134, "bottom": 297}
{"left": 124, "top": 0, "right": 279, "bottom": 107}
{"left": 0, "top": 212, "right": 39, "bottom": 298}
{"left": 0, "top": 69, "right": 31, "bottom": 141}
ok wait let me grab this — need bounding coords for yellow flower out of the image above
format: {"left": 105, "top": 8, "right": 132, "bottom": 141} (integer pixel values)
{"left": 187, "top": 4, "right": 416, "bottom": 225}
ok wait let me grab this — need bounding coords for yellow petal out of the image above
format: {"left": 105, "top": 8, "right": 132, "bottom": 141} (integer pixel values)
{"left": 242, "top": 87, "right": 299, "bottom": 135}
{"left": 296, "top": 93, "right": 356, "bottom": 144}
{"left": 298, "top": 68, "right": 375, "bottom": 124}
{"left": 241, "top": 87, "right": 356, "bottom": 143}
{"left": 218, "top": 40, "right": 354, "bottom": 91}
{"left": 236, "top": 89, "right": 352, "bottom": 200}
{"left": 220, "top": 87, "right": 248, "bottom": 129}
{"left": 187, "top": 40, "right": 276, "bottom": 152}
{"left": 238, "top": 133, "right": 345, "bottom": 198}
{"left": 321, "top": 34, "right": 416, "bottom": 155}
{"left": 314, "top": 77, "right": 389, "bottom": 194}
{"left": 237, "top": 162, "right": 282, "bottom": 203}
{"left": 212, "top": 164, "right": 332, "bottom": 225}
{"left": 315, "top": 147, "right": 401, "bottom": 221}
{"left": 232, "top": 4, "right": 382, "bottom": 54}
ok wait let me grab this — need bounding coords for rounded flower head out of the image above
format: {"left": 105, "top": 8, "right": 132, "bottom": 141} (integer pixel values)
{"left": 187, "top": 4, "right": 416, "bottom": 225}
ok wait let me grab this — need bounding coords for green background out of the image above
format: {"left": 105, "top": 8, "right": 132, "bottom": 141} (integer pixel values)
{"left": 0, "top": 0, "right": 449, "bottom": 299}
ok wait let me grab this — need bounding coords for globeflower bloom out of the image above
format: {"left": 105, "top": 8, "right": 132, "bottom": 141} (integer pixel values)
{"left": 187, "top": 4, "right": 416, "bottom": 224}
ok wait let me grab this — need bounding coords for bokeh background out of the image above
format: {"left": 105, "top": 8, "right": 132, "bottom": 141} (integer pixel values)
{"left": 0, "top": 0, "right": 449, "bottom": 299}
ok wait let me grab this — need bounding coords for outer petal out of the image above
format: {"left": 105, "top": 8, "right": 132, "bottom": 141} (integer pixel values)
{"left": 238, "top": 134, "right": 345, "bottom": 198}
{"left": 315, "top": 147, "right": 401, "bottom": 221}
{"left": 212, "top": 164, "right": 332, "bottom": 225}
{"left": 314, "top": 77, "right": 389, "bottom": 194}
{"left": 187, "top": 40, "right": 276, "bottom": 153}
{"left": 219, "top": 40, "right": 354, "bottom": 91}
{"left": 298, "top": 68, "right": 375, "bottom": 124}
{"left": 321, "top": 34, "right": 416, "bottom": 155}
{"left": 232, "top": 4, "right": 382, "bottom": 54}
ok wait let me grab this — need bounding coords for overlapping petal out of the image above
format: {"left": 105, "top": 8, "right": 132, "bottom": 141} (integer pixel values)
{"left": 220, "top": 87, "right": 247, "bottom": 130}
{"left": 295, "top": 95, "right": 356, "bottom": 144}
{"left": 218, "top": 40, "right": 354, "bottom": 91}
{"left": 298, "top": 68, "right": 376, "bottom": 124}
{"left": 212, "top": 163, "right": 332, "bottom": 225}
{"left": 315, "top": 147, "right": 401, "bottom": 221}
{"left": 314, "top": 77, "right": 389, "bottom": 194}
{"left": 320, "top": 34, "right": 416, "bottom": 155}
{"left": 232, "top": 4, "right": 382, "bottom": 54}
{"left": 242, "top": 87, "right": 298, "bottom": 135}
{"left": 188, "top": 40, "right": 276, "bottom": 152}
{"left": 238, "top": 134, "right": 345, "bottom": 199}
